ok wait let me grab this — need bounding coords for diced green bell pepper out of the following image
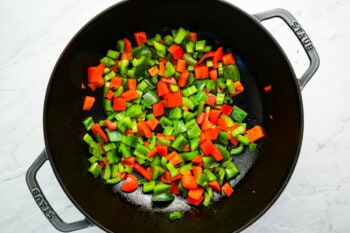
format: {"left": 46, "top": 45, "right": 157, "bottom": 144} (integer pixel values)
{"left": 153, "top": 41, "right": 167, "bottom": 58}
{"left": 123, "top": 135, "right": 139, "bottom": 147}
{"left": 223, "top": 64, "right": 240, "bottom": 81}
{"left": 237, "top": 134, "right": 250, "bottom": 145}
{"left": 173, "top": 27, "right": 187, "bottom": 44}
{"left": 165, "top": 61, "right": 176, "bottom": 78}
{"left": 231, "top": 144, "right": 244, "bottom": 155}
{"left": 183, "top": 110, "right": 195, "bottom": 122}
{"left": 195, "top": 40, "right": 206, "bottom": 51}
{"left": 203, "top": 187, "right": 213, "bottom": 207}
{"left": 196, "top": 173, "right": 209, "bottom": 188}
{"left": 152, "top": 165, "right": 165, "bottom": 180}
{"left": 100, "top": 56, "right": 115, "bottom": 67}
{"left": 231, "top": 105, "right": 248, "bottom": 123}
{"left": 166, "top": 162, "right": 179, "bottom": 177}
{"left": 224, "top": 161, "right": 239, "bottom": 180}
{"left": 168, "top": 107, "right": 182, "bottom": 119}
{"left": 185, "top": 119, "right": 201, "bottom": 139}
{"left": 103, "top": 164, "right": 111, "bottom": 180}
{"left": 142, "top": 91, "right": 159, "bottom": 106}
{"left": 106, "top": 176, "right": 122, "bottom": 185}
{"left": 182, "top": 85, "right": 197, "bottom": 97}
{"left": 249, "top": 143, "right": 257, "bottom": 152}
{"left": 154, "top": 182, "right": 171, "bottom": 195}
{"left": 182, "top": 97, "right": 195, "bottom": 110}
{"left": 215, "top": 167, "right": 226, "bottom": 186}
{"left": 143, "top": 180, "right": 156, "bottom": 193}
{"left": 120, "top": 143, "right": 131, "bottom": 157}
{"left": 182, "top": 151, "right": 199, "bottom": 161}
{"left": 189, "top": 137, "right": 200, "bottom": 151}
{"left": 179, "top": 163, "right": 193, "bottom": 174}
{"left": 183, "top": 53, "right": 197, "bottom": 65}
{"left": 152, "top": 192, "right": 174, "bottom": 202}
{"left": 147, "top": 33, "right": 161, "bottom": 46}
{"left": 174, "top": 120, "right": 186, "bottom": 134}
{"left": 220, "top": 114, "right": 234, "bottom": 127}
{"left": 168, "top": 211, "right": 184, "bottom": 220}
{"left": 107, "top": 130, "right": 122, "bottom": 142}
{"left": 171, "top": 134, "right": 188, "bottom": 151}
{"left": 106, "top": 150, "right": 119, "bottom": 164}
{"left": 88, "top": 162, "right": 102, "bottom": 178}
{"left": 134, "top": 144, "right": 150, "bottom": 160}
{"left": 163, "top": 35, "right": 174, "bottom": 46}
{"left": 232, "top": 124, "right": 246, "bottom": 137}
{"left": 204, "top": 169, "right": 216, "bottom": 181}
{"left": 159, "top": 116, "right": 173, "bottom": 128}
{"left": 82, "top": 117, "right": 94, "bottom": 131}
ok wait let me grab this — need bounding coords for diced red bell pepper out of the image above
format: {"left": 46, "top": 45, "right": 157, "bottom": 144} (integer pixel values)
{"left": 191, "top": 155, "right": 203, "bottom": 167}
{"left": 137, "top": 120, "right": 152, "bottom": 139}
{"left": 201, "top": 112, "right": 214, "bottom": 131}
{"left": 170, "top": 182, "right": 180, "bottom": 195}
{"left": 208, "top": 181, "right": 221, "bottom": 192}
{"left": 222, "top": 53, "right": 236, "bottom": 65}
{"left": 205, "top": 93, "right": 217, "bottom": 106}
{"left": 105, "top": 120, "right": 117, "bottom": 131}
{"left": 88, "top": 63, "right": 105, "bottom": 83}
{"left": 134, "top": 32, "right": 147, "bottom": 46}
{"left": 110, "top": 77, "right": 123, "bottom": 89}
{"left": 113, "top": 97, "right": 126, "bottom": 111}
{"left": 221, "top": 104, "right": 233, "bottom": 115}
{"left": 209, "top": 109, "right": 221, "bottom": 124}
{"left": 200, "top": 139, "right": 215, "bottom": 156}
{"left": 222, "top": 182, "right": 234, "bottom": 197}
{"left": 124, "top": 38, "right": 132, "bottom": 53}
{"left": 209, "top": 69, "right": 218, "bottom": 82}
{"left": 197, "top": 51, "right": 215, "bottom": 64}
{"left": 168, "top": 44, "right": 184, "bottom": 60}
{"left": 156, "top": 144, "right": 168, "bottom": 156}
{"left": 134, "top": 162, "right": 151, "bottom": 180}
{"left": 157, "top": 80, "right": 170, "bottom": 97}
{"left": 165, "top": 92, "right": 183, "bottom": 108}
{"left": 213, "top": 47, "right": 223, "bottom": 68}
{"left": 121, "top": 175, "right": 138, "bottom": 192}
{"left": 204, "top": 127, "right": 221, "bottom": 141}
{"left": 181, "top": 173, "right": 198, "bottom": 190}
{"left": 178, "top": 69, "right": 189, "bottom": 87}
{"left": 194, "top": 64, "right": 209, "bottom": 79}
{"left": 82, "top": 96, "right": 95, "bottom": 111}
{"left": 145, "top": 118, "right": 159, "bottom": 131}
{"left": 121, "top": 90, "right": 139, "bottom": 101}
{"left": 91, "top": 123, "right": 108, "bottom": 144}
{"left": 211, "top": 147, "right": 223, "bottom": 162}
{"left": 153, "top": 101, "right": 164, "bottom": 117}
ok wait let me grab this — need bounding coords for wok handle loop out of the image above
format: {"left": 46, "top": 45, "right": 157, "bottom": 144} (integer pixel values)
{"left": 26, "top": 150, "right": 92, "bottom": 232}
{"left": 254, "top": 8, "right": 320, "bottom": 90}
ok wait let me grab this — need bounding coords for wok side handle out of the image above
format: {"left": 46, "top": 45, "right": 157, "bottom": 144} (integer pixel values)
{"left": 254, "top": 8, "right": 320, "bottom": 90}
{"left": 26, "top": 150, "right": 93, "bottom": 232}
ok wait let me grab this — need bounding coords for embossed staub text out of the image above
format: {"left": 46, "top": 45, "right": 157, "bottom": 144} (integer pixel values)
{"left": 32, "top": 188, "right": 56, "bottom": 220}
{"left": 291, "top": 20, "right": 313, "bottom": 50}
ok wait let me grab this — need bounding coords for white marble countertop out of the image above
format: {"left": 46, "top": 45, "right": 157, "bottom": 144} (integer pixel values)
{"left": 1, "top": 0, "right": 349, "bottom": 232}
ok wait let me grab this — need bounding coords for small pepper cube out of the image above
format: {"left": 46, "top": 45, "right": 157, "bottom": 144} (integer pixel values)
{"left": 165, "top": 92, "right": 183, "bottom": 108}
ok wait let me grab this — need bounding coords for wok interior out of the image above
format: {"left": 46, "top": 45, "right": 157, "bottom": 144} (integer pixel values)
{"left": 44, "top": 0, "right": 303, "bottom": 232}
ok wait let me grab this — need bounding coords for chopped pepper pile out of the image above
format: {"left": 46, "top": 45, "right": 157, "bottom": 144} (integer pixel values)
{"left": 82, "top": 27, "right": 265, "bottom": 208}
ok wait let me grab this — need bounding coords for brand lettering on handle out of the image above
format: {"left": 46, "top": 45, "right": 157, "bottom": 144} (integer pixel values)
{"left": 32, "top": 188, "right": 56, "bottom": 220}
{"left": 291, "top": 21, "right": 313, "bottom": 50}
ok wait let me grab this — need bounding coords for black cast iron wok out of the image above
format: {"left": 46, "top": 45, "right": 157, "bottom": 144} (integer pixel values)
{"left": 26, "top": 0, "right": 319, "bottom": 232}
